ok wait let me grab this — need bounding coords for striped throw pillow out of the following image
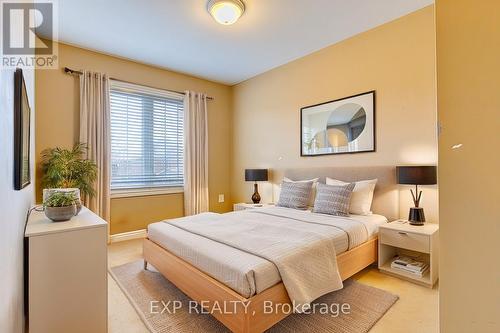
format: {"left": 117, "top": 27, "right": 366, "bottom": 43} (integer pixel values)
{"left": 313, "top": 183, "right": 355, "bottom": 216}
{"left": 276, "top": 180, "right": 313, "bottom": 210}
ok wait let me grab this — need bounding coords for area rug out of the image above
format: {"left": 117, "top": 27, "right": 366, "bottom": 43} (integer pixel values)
{"left": 110, "top": 260, "right": 398, "bottom": 333}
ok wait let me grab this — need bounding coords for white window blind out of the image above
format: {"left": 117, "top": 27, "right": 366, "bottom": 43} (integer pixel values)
{"left": 110, "top": 80, "right": 184, "bottom": 190}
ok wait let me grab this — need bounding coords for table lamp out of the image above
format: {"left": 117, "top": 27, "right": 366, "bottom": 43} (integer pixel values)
{"left": 397, "top": 166, "right": 437, "bottom": 225}
{"left": 245, "top": 169, "right": 268, "bottom": 204}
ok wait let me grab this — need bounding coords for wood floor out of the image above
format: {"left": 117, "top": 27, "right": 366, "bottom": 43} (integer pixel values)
{"left": 108, "top": 239, "right": 439, "bottom": 333}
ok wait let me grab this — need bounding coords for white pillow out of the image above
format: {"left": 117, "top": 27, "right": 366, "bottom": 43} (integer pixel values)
{"left": 282, "top": 177, "right": 319, "bottom": 207}
{"left": 326, "top": 178, "right": 377, "bottom": 215}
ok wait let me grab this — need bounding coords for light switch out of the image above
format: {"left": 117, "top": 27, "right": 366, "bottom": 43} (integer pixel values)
{"left": 218, "top": 194, "right": 225, "bottom": 203}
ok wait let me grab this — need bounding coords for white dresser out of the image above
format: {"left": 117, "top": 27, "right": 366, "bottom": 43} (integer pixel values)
{"left": 25, "top": 207, "right": 108, "bottom": 333}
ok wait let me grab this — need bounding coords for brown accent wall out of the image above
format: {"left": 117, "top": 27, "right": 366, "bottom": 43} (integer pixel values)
{"left": 35, "top": 42, "right": 233, "bottom": 234}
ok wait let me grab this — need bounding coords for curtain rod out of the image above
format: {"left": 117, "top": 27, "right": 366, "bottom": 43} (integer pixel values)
{"left": 63, "top": 67, "right": 214, "bottom": 100}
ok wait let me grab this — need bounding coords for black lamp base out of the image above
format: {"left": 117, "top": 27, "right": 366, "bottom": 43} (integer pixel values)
{"left": 408, "top": 207, "right": 425, "bottom": 225}
{"left": 251, "top": 183, "right": 261, "bottom": 204}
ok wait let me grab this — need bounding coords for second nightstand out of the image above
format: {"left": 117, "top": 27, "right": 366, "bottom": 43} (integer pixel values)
{"left": 233, "top": 203, "right": 274, "bottom": 211}
{"left": 378, "top": 221, "right": 439, "bottom": 288}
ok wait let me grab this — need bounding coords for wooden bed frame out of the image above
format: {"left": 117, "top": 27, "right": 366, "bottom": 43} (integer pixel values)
{"left": 143, "top": 236, "right": 378, "bottom": 333}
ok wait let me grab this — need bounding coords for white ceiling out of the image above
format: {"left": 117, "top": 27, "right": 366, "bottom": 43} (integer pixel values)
{"left": 44, "top": 0, "right": 433, "bottom": 85}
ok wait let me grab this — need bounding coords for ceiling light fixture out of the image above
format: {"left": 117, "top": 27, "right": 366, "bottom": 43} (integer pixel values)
{"left": 207, "top": 0, "right": 245, "bottom": 25}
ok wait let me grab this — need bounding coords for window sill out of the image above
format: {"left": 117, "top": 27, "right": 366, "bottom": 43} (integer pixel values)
{"left": 111, "top": 186, "right": 184, "bottom": 199}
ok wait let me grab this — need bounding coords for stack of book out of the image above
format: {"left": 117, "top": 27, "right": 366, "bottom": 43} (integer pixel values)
{"left": 391, "top": 255, "right": 429, "bottom": 277}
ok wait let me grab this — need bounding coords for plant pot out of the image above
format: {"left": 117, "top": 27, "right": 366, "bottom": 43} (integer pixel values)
{"left": 45, "top": 205, "right": 77, "bottom": 222}
{"left": 75, "top": 199, "right": 82, "bottom": 215}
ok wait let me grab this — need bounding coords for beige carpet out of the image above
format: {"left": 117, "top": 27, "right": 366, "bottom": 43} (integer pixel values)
{"left": 110, "top": 261, "right": 398, "bottom": 333}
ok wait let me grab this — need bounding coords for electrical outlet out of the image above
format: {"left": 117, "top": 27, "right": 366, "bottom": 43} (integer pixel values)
{"left": 218, "top": 194, "right": 225, "bottom": 203}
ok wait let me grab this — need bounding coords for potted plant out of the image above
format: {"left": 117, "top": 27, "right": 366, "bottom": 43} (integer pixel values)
{"left": 43, "top": 191, "right": 78, "bottom": 222}
{"left": 40, "top": 143, "right": 98, "bottom": 213}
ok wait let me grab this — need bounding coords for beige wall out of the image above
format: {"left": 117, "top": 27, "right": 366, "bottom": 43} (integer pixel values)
{"left": 436, "top": 1, "right": 500, "bottom": 332}
{"left": 35, "top": 42, "right": 233, "bottom": 234}
{"left": 232, "top": 6, "right": 438, "bottom": 222}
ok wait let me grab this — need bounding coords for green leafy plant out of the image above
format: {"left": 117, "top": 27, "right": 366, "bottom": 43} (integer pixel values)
{"left": 40, "top": 143, "right": 98, "bottom": 197}
{"left": 44, "top": 191, "right": 77, "bottom": 207}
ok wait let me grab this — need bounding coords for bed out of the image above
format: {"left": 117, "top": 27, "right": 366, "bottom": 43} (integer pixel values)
{"left": 143, "top": 166, "right": 398, "bottom": 333}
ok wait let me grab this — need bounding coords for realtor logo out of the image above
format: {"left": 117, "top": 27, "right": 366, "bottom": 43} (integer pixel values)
{"left": 1, "top": 0, "right": 58, "bottom": 68}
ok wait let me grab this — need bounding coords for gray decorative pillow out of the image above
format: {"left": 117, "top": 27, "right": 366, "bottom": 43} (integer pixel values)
{"left": 313, "top": 183, "right": 355, "bottom": 216}
{"left": 276, "top": 181, "right": 313, "bottom": 210}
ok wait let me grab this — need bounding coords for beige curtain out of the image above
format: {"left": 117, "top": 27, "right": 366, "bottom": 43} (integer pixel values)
{"left": 183, "top": 91, "right": 209, "bottom": 216}
{"left": 79, "top": 70, "right": 111, "bottom": 221}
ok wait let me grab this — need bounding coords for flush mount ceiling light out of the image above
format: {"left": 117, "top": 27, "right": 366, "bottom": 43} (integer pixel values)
{"left": 207, "top": 0, "right": 245, "bottom": 25}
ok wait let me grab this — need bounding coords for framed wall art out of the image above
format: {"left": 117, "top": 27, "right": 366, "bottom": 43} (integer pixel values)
{"left": 301, "top": 90, "right": 375, "bottom": 156}
{"left": 14, "top": 68, "right": 31, "bottom": 190}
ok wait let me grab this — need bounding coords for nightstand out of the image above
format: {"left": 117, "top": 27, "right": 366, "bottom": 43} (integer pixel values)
{"left": 378, "top": 221, "right": 439, "bottom": 288}
{"left": 233, "top": 203, "right": 274, "bottom": 211}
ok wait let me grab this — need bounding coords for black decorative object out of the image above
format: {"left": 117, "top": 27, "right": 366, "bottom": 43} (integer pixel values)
{"left": 397, "top": 166, "right": 437, "bottom": 225}
{"left": 245, "top": 169, "right": 268, "bottom": 204}
{"left": 14, "top": 68, "right": 31, "bottom": 190}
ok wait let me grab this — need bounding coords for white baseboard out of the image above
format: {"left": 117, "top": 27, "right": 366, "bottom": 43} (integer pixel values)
{"left": 110, "top": 229, "right": 147, "bottom": 243}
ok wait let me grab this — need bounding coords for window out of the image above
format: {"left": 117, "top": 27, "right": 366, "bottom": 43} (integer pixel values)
{"left": 110, "top": 80, "right": 184, "bottom": 193}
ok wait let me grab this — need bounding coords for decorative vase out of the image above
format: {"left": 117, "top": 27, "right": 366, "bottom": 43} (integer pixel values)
{"left": 251, "top": 183, "right": 261, "bottom": 204}
{"left": 45, "top": 204, "right": 77, "bottom": 222}
{"left": 409, "top": 207, "right": 425, "bottom": 225}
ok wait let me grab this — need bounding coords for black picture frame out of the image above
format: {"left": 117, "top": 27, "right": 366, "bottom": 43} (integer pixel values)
{"left": 14, "top": 68, "right": 31, "bottom": 190}
{"left": 300, "top": 90, "right": 376, "bottom": 157}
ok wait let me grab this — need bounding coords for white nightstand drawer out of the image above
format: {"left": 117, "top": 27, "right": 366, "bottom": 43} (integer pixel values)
{"left": 380, "top": 228, "right": 429, "bottom": 253}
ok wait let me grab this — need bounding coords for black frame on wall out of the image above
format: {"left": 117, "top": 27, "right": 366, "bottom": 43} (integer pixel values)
{"left": 300, "top": 90, "right": 376, "bottom": 157}
{"left": 14, "top": 68, "right": 31, "bottom": 190}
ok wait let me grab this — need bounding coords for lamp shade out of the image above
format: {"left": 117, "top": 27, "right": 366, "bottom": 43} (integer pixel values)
{"left": 397, "top": 166, "right": 437, "bottom": 185}
{"left": 245, "top": 169, "right": 268, "bottom": 182}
